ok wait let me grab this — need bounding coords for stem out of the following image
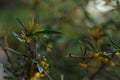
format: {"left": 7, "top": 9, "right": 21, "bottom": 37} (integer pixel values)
{"left": 0, "top": 42, "right": 12, "bottom": 65}
{"left": 32, "top": 0, "right": 40, "bottom": 23}
{"left": 30, "top": 62, "right": 35, "bottom": 77}
{"left": 61, "top": 74, "right": 64, "bottom": 80}
{"left": 44, "top": 71, "right": 53, "bottom": 80}
{"left": 89, "top": 64, "right": 104, "bottom": 80}
{"left": 16, "top": 18, "right": 28, "bottom": 32}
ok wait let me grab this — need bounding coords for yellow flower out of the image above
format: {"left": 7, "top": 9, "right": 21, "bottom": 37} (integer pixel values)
{"left": 79, "top": 63, "right": 88, "bottom": 68}
{"left": 30, "top": 72, "right": 46, "bottom": 80}
{"left": 28, "top": 21, "right": 41, "bottom": 34}
{"left": 25, "top": 37, "right": 32, "bottom": 43}
{"left": 40, "top": 57, "right": 49, "bottom": 73}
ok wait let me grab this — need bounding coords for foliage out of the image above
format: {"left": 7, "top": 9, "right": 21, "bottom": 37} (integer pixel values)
{"left": 0, "top": 0, "right": 120, "bottom": 80}
{"left": 4, "top": 18, "right": 62, "bottom": 80}
{"left": 67, "top": 26, "right": 120, "bottom": 80}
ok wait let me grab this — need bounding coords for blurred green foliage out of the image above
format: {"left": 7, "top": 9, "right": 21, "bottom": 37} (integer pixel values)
{"left": 0, "top": 0, "right": 120, "bottom": 80}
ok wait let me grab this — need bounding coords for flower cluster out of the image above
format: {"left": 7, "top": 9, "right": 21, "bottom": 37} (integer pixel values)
{"left": 92, "top": 53, "right": 116, "bottom": 67}
{"left": 23, "top": 37, "right": 32, "bottom": 43}
{"left": 79, "top": 51, "right": 120, "bottom": 68}
{"left": 79, "top": 63, "right": 88, "bottom": 68}
{"left": 30, "top": 56, "right": 49, "bottom": 80}
{"left": 40, "top": 56, "right": 49, "bottom": 73}
{"left": 30, "top": 72, "right": 45, "bottom": 80}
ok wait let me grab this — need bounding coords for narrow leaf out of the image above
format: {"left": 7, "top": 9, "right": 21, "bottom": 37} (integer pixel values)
{"left": 37, "top": 64, "right": 44, "bottom": 73}
{"left": 33, "top": 30, "right": 63, "bottom": 35}
{"left": 105, "top": 32, "right": 120, "bottom": 48}
{"left": 6, "top": 48, "right": 23, "bottom": 55}
{"left": 16, "top": 18, "right": 27, "bottom": 32}
{"left": 87, "top": 40, "right": 97, "bottom": 52}
{"left": 12, "top": 32, "right": 24, "bottom": 43}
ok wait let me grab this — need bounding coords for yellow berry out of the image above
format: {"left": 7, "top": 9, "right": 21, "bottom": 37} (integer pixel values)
{"left": 40, "top": 73, "right": 45, "bottom": 78}
{"left": 109, "top": 61, "right": 116, "bottom": 67}
{"left": 93, "top": 53, "right": 99, "bottom": 58}
{"left": 37, "top": 54, "right": 41, "bottom": 57}
{"left": 43, "top": 56, "right": 47, "bottom": 61}
{"left": 41, "top": 61, "right": 46, "bottom": 67}
{"left": 103, "top": 52, "right": 107, "bottom": 55}
{"left": 80, "top": 63, "right": 87, "bottom": 68}
{"left": 116, "top": 52, "right": 120, "bottom": 58}
{"left": 22, "top": 40, "right": 26, "bottom": 42}
{"left": 97, "top": 57, "right": 103, "bottom": 63}
{"left": 30, "top": 77, "right": 37, "bottom": 80}
{"left": 44, "top": 66, "right": 48, "bottom": 69}
{"left": 36, "top": 54, "right": 41, "bottom": 59}
{"left": 45, "top": 64, "right": 49, "bottom": 69}
{"left": 34, "top": 72, "right": 41, "bottom": 78}
{"left": 103, "top": 58, "right": 109, "bottom": 63}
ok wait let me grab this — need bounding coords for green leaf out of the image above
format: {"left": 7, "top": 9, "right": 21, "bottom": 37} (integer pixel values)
{"left": 105, "top": 32, "right": 120, "bottom": 48}
{"left": 39, "top": 39, "right": 56, "bottom": 53}
{"left": 37, "top": 63, "right": 44, "bottom": 73}
{"left": 12, "top": 32, "right": 24, "bottom": 43}
{"left": 6, "top": 48, "right": 23, "bottom": 55}
{"left": 33, "top": 30, "right": 63, "bottom": 35}
{"left": 16, "top": 18, "right": 28, "bottom": 32}
{"left": 32, "top": 58, "right": 39, "bottom": 64}
{"left": 87, "top": 40, "right": 97, "bottom": 52}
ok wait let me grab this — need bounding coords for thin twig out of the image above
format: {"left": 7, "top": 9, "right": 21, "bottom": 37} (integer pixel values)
{"left": 61, "top": 74, "right": 64, "bottom": 80}
{"left": 44, "top": 71, "right": 53, "bottom": 80}
{"left": 16, "top": 18, "right": 28, "bottom": 32}
{"left": 0, "top": 42, "right": 12, "bottom": 65}
{"left": 89, "top": 64, "right": 104, "bottom": 80}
